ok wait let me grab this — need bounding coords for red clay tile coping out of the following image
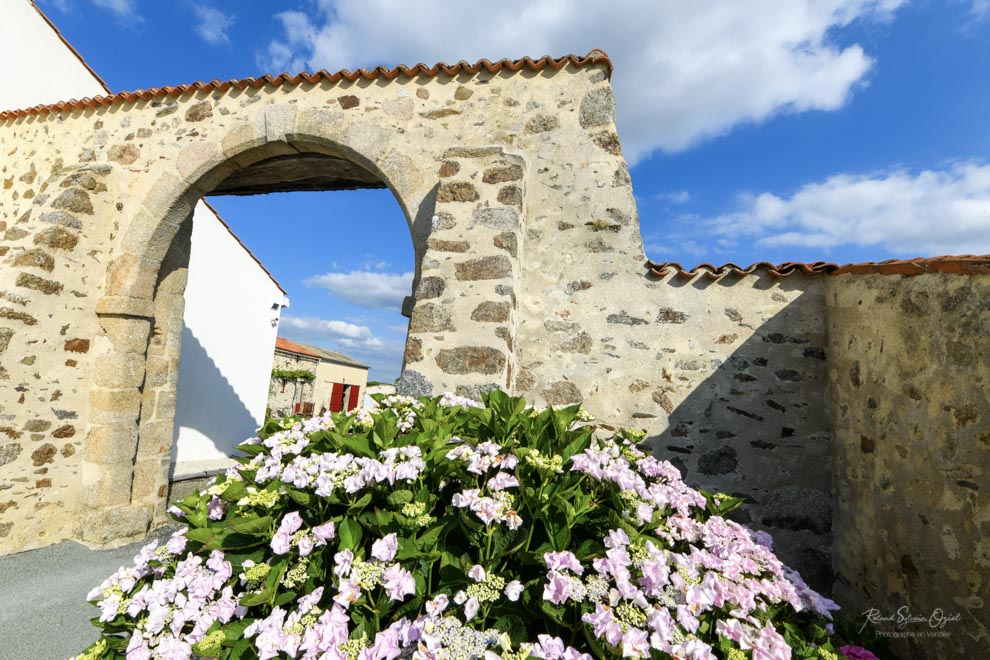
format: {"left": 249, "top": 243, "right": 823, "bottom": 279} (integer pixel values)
{"left": 0, "top": 49, "right": 613, "bottom": 122}
{"left": 648, "top": 255, "right": 990, "bottom": 279}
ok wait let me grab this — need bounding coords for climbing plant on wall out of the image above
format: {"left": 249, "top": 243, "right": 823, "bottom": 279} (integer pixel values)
{"left": 270, "top": 369, "right": 315, "bottom": 382}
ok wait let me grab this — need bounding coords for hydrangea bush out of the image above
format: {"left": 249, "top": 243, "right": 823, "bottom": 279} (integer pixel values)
{"left": 79, "top": 391, "right": 854, "bottom": 660}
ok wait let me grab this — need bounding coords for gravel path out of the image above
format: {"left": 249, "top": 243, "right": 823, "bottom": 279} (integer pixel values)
{"left": 0, "top": 525, "right": 178, "bottom": 660}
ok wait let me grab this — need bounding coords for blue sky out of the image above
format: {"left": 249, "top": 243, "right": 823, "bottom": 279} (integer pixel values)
{"left": 33, "top": 0, "right": 990, "bottom": 381}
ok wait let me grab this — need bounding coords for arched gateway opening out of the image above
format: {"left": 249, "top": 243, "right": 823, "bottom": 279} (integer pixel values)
{"left": 87, "top": 133, "right": 439, "bottom": 544}
{"left": 167, "top": 156, "right": 416, "bottom": 484}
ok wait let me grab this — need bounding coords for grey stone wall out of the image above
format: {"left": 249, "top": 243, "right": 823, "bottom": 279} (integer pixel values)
{"left": 825, "top": 272, "right": 990, "bottom": 658}
{"left": 0, "top": 56, "right": 631, "bottom": 552}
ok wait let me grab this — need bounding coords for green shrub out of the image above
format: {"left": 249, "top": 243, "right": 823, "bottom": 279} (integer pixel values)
{"left": 79, "top": 391, "right": 860, "bottom": 660}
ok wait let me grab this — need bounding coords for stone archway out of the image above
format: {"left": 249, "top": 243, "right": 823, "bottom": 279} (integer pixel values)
{"left": 0, "top": 52, "right": 634, "bottom": 551}
{"left": 86, "top": 132, "right": 443, "bottom": 542}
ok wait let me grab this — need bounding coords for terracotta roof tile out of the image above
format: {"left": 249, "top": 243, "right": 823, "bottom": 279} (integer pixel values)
{"left": 291, "top": 341, "right": 369, "bottom": 370}
{"left": 647, "top": 255, "right": 990, "bottom": 279}
{"left": 0, "top": 50, "right": 612, "bottom": 122}
{"left": 275, "top": 337, "right": 323, "bottom": 359}
{"left": 647, "top": 261, "right": 840, "bottom": 279}
{"left": 831, "top": 255, "right": 990, "bottom": 276}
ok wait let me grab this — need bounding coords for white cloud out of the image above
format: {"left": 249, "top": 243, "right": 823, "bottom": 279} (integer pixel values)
{"left": 656, "top": 190, "right": 692, "bottom": 204}
{"left": 279, "top": 315, "right": 381, "bottom": 347}
{"left": 260, "top": 0, "right": 905, "bottom": 163}
{"left": 971, "top": 0, "right": 990, "bottom": 18}
{"left": 279, "top": 314, "right": 406, "bottom": 381}
{"left": 91, "top": 0, "right": 138, "bottom": 19}
{"left": 191, "top": 4, "right": 234, "bottom": 45}
{"left": 645, "top": 236, "right": 707, "bottom": 259}
{"left": 695, "top": 162, "right": 990, "bottom": 256}
{"left": 305, "top": 270, "right": 413, "bottom": 309}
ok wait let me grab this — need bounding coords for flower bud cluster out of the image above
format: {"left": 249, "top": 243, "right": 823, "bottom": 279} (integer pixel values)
{"left": 237, "top": 485, "right": 280, "bottom": 508}
{"left": 524, "top": 449, "right": 564, "bottom": 475}
{"left": 401, "top": 500, "right": 435, "bottom": 528}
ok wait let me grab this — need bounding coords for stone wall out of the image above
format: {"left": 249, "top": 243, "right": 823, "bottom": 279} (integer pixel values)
{"left": 268, "top": 351, "right": 318, "bottom": 418}
{"left": 634, "top": 275, "right": 833, "bottom": 591}
{"left": 0, "top": 122, "right": 110, "bottom": 549}
{"left": 825, "top": 272, "right": 990, "bottom": 658}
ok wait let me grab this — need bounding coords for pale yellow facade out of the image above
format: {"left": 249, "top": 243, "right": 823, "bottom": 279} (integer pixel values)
{"left": 312, "top": 360, "right": 370, "bottom": 414}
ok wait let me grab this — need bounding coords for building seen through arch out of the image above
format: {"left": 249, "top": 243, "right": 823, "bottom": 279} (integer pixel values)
{"left": 269, "top": 337, "right": 369, "bottom": 418}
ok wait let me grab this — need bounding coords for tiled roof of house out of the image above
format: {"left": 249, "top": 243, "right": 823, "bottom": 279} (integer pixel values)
{"left": 647, "top": 255, "right": 990, "bottom": 279}
{"left": 298, "top": 342, "right": 370, "bottom": 370}
{"left": 0, "top": 49, "right": 613, "bottom": 121}
{"left": 275, "top": 337, "right": 369, "bottom": 370}
{"left": 275, "top": 337, "right": 323, "bottom": 360}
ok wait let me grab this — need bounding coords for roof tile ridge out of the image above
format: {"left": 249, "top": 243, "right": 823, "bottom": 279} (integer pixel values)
{"left": 649, "top": 255, "right": 990, "bottom": 278}
{"left": 0, "top": 50, "right": 613, "bottom": 121}
{"left": 646, "top": 260, "right": 841, "bottom": 278}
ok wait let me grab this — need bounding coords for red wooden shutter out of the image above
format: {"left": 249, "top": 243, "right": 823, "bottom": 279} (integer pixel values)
{"left": 347, "top": 386, "right": 361, "bottom": 411}
{"left": 329, "top": 383, "right": 345, "bottom": 412}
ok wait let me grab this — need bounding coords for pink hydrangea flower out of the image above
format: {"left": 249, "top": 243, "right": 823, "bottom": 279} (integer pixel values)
{"left": 463, "top": 596, "right": 480, "bottom": 621}
{"left": 312, "top": 521, "right": 335, "bottom": 544}
{"left": 372, "top": 533, "right": 399, "bottom": 562}
{"left": 544, "top": 551, "right": 583, "bottom": 574}
{"left": 270, "top": 531, "right": 292, "bottom": 555}
{"left": 277, "top": 511, "right": 303, "bottom": 535}
{"left": 383, "top": 565, "right": 415, "bottom": 602}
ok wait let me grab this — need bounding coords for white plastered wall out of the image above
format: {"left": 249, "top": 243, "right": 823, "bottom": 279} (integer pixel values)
{"left": 172, "top": 206, "right": 286, "bottom": 471}
{"left": 0, "top": 1, "right": 108, "bottom": 110}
